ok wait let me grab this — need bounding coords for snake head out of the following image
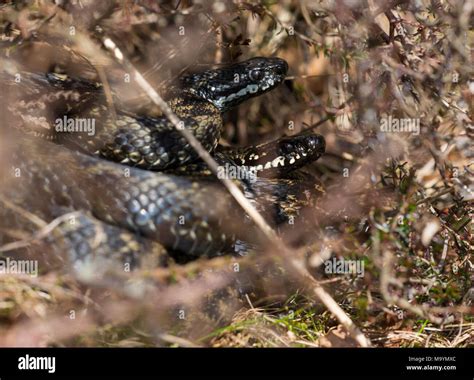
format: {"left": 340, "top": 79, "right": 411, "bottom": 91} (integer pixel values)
{"left": 181, "top": 57, "right": 288, "bottom": 112}
{"left": 224, "top": 133, "right": 326, "bottom": 178}
{"left": 253, "top": 133, "right": 326, "bottom": 176}
{"left": 277, "top": 133, "right": 326, "bottom": 168}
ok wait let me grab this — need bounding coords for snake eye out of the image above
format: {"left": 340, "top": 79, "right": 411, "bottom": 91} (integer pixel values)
{"left": 249, "top": 69, "right": 264, "bottom": 81}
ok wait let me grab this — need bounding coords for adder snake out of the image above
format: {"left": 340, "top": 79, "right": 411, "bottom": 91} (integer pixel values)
{"left": 0, "top": 57, "right": 325, "bottom": 267}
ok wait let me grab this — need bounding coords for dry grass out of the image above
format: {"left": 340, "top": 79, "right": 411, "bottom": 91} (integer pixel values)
{"left": 0, "top": 0, "right": 472, "bottom": 347}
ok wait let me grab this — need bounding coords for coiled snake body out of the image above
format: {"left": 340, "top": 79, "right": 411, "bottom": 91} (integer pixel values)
{"left": 0, "top": 57, "right": 325, "bottom": 268}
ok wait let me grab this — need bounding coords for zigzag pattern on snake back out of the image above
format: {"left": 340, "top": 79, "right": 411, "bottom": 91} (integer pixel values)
{"left": 0, "top": 57, "right": 326, "bottom": 269}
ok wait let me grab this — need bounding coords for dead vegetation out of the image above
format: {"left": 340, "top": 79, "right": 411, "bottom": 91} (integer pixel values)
{"left": 0, "top": 0, "right": 472, "bottom": 347}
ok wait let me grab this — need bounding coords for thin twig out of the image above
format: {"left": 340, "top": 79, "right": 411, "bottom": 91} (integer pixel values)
{"left": 0, "top": 196, "right": 48, "bottom": 228}
{"left": 0, "top": 210, "right": 82, "bottom": 253}
{"left": 157, "top": 333, "right": 202, "bottom": 347}
{"left": 416, "top": 187, "right": 453, "bottom": 205}
{"left": 285, "top": 74, "right": 334, "bottom": 80}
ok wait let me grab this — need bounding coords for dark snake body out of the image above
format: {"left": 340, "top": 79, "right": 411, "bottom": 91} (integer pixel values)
{"left": 0, "top": 57, "right": 325, "bottom": 268}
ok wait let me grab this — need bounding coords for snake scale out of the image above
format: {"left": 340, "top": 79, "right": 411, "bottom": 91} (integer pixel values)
{"left": 0, "top": 57, "right": 325, "bottom": 270}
